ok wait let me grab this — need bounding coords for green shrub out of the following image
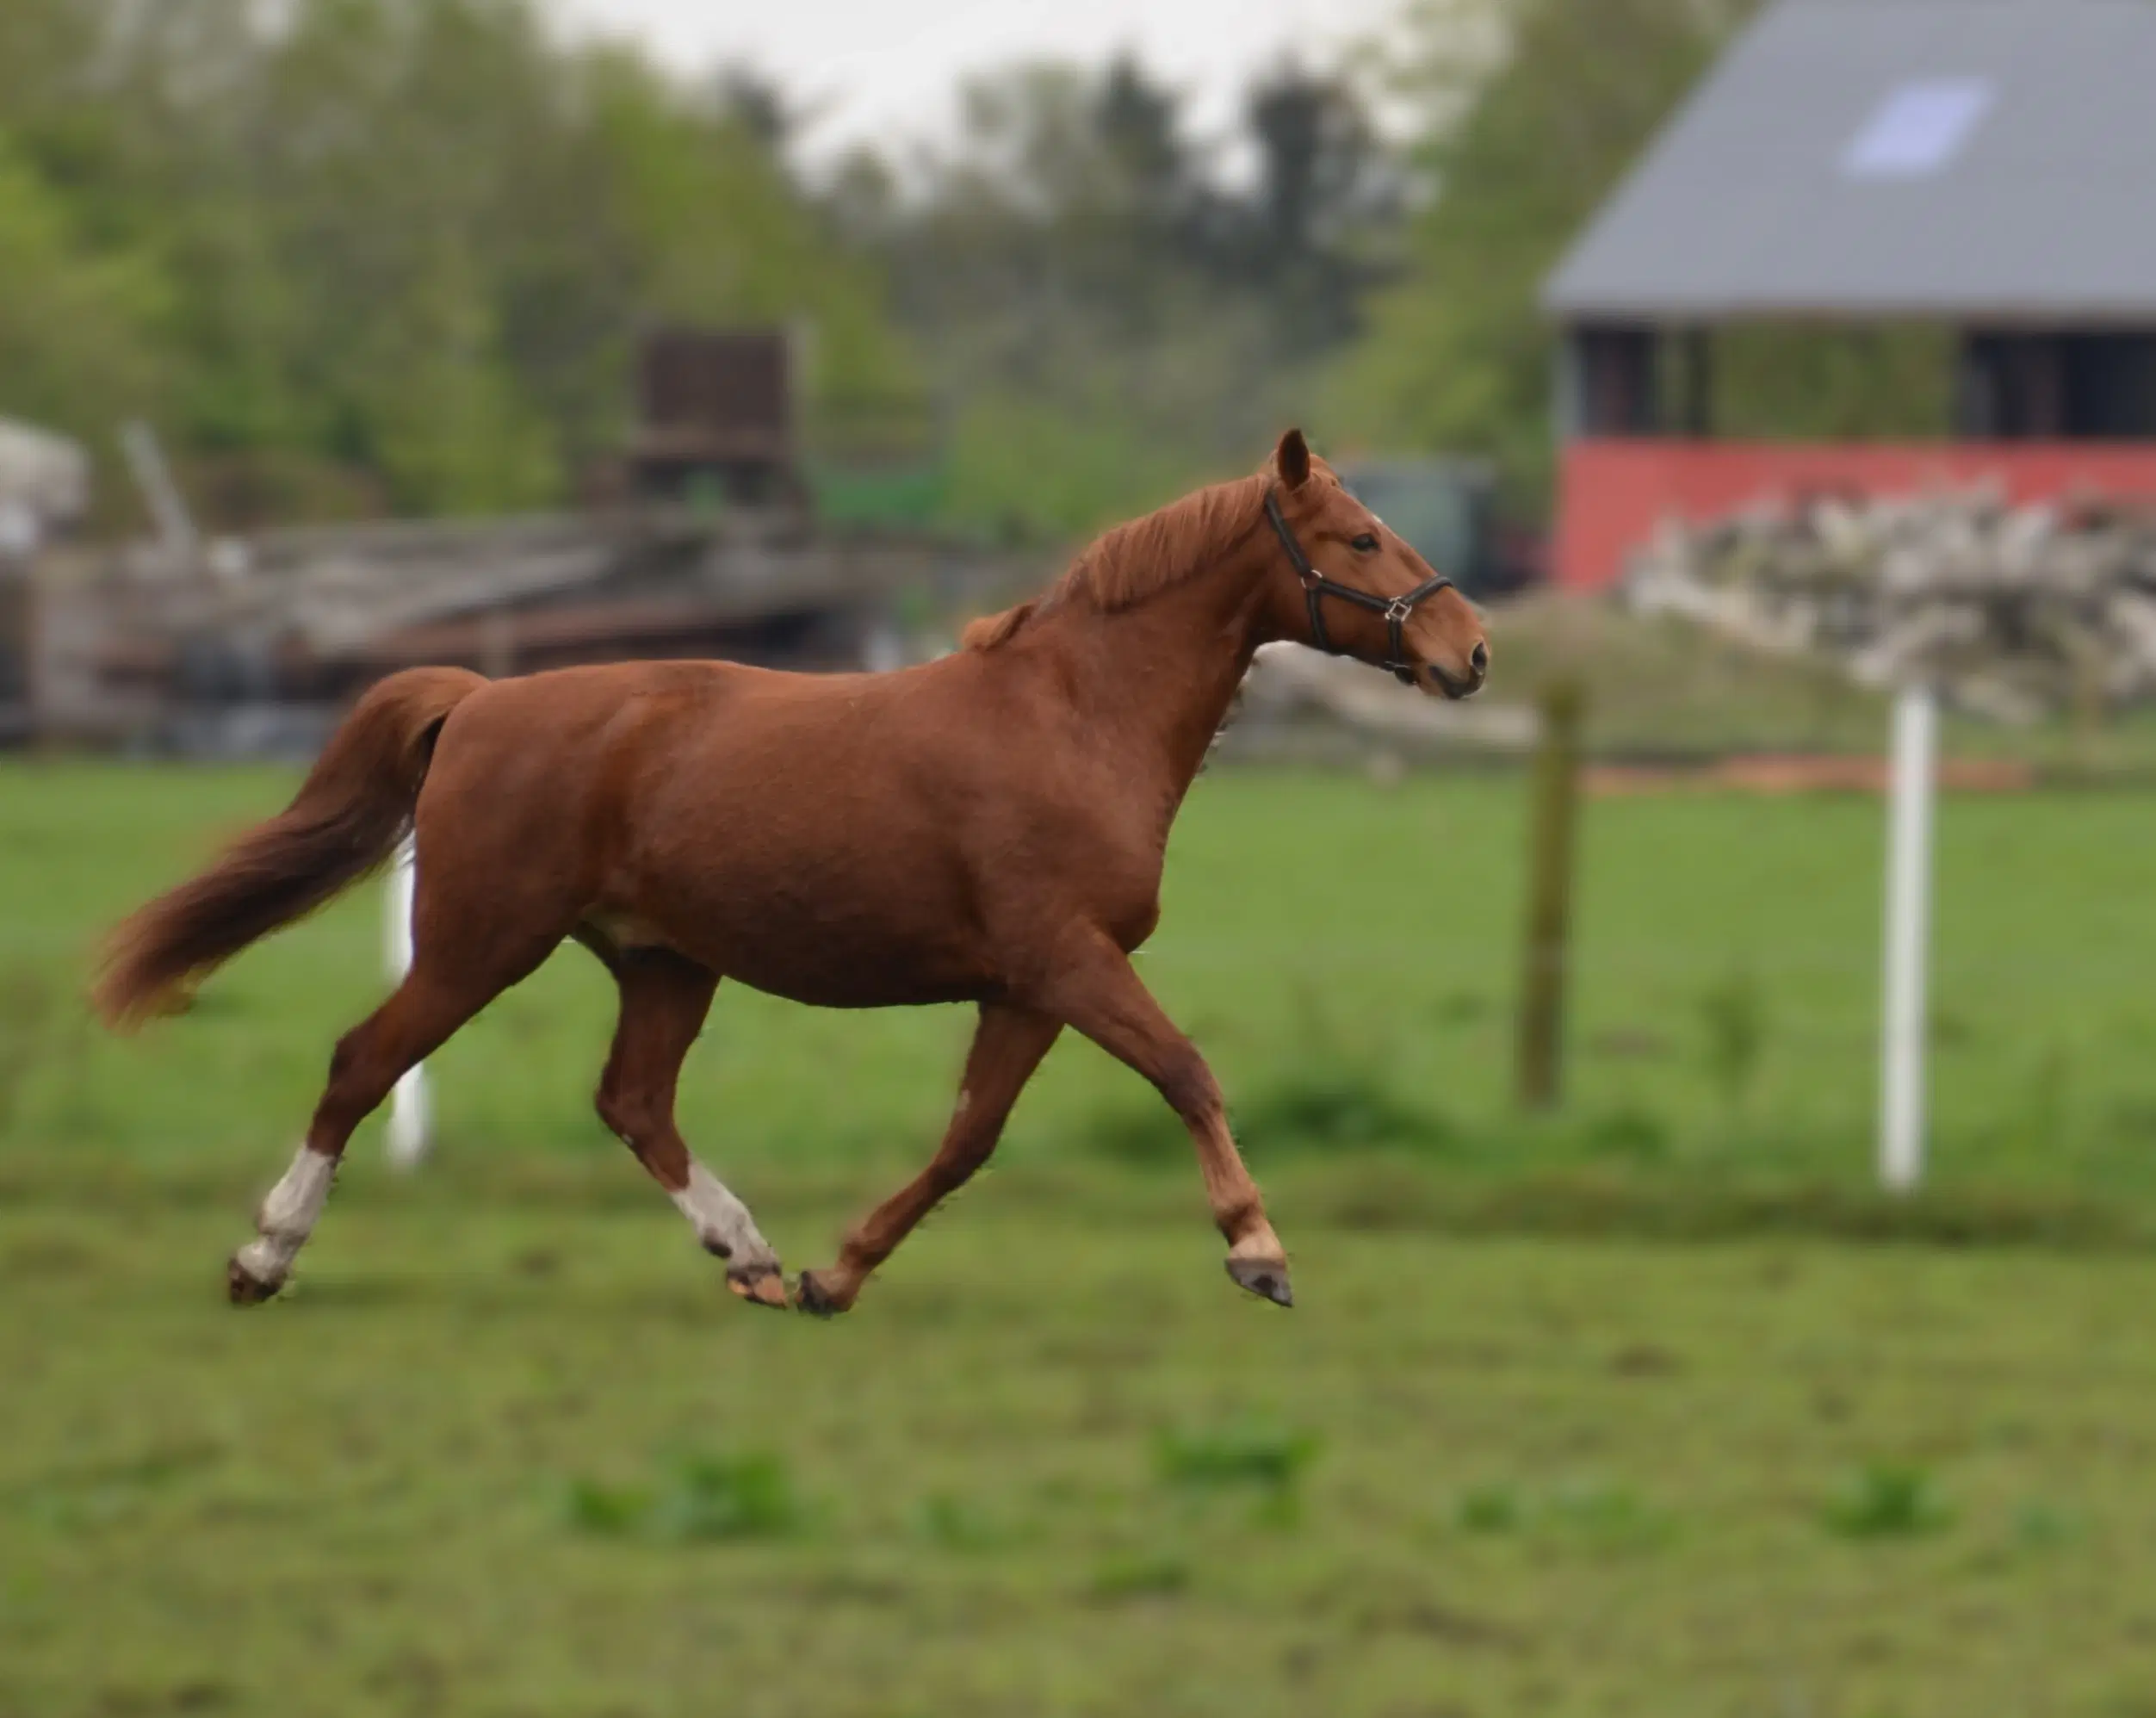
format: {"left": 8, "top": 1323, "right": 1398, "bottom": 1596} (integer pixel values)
{"left": 1089, "top": 1553, "right": 1190, "bottom": 1599}
{"left": 561, "top": 1452, "right": 805, "bottom": 1543}
{"left": 655, "top": 1453, "right": 804, "bottom": 1543}
{"left": 1824, "top": 1464, "right": 1952, "bottom": 1540}
{"left": 1454, "top": 1482, "right": 1527, "bottom": 1535}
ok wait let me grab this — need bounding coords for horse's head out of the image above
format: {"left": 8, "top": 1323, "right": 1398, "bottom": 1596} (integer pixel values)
{"left": 1261, "top": 429, "right": 1490, "bottom": 700}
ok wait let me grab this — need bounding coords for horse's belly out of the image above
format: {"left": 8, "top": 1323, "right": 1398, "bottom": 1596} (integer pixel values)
{"left": 714, "top": 918, "right": 987, "bottom": 1009}
{"left": 621, "top": 855, "right": 994, "bottom": 1009}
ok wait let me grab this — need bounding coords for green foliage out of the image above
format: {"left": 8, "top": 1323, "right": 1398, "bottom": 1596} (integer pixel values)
{"left": 913, "top": 1492, "right": 1014, "bottom": 1553}
{"left": 1699, "top": 967, "right": 1768, "bottom": 1112}
{"left": 2010, "top": 1500, "right": 2084, "bottom": 1554}
{"left": 1823, "top": 1464, "right": 1954, "bottom": 1541}
{"left": 0, "top": 0, "right": 914, "bottom": 523}
{"left": 561, "top": 1476, "right": 651, "bottom": 1538}
{"left": 1155, "top": 1419, "right": 1322, "bottom": 1494}
{"left": 1087, "top": 1552, "right": 1191, "bottom": 1599}
{"left": 1155, "top": 1417, "right": 1321, "bottom": 1527}
{"left": 653, "top": 1452, "right": 805, "bottom": 1542}
{"left": 1082, "top": 1067, "right": 1455, "bottom": 1169}
{"left": 0, "top": 136, "right": 165, "bottom": 443}
{"left": 1711, "top": 323, "right": 1956, "bottom": 442}
{"left": 561, "top": 1453, "right": 805, "bottom": 1543}
{"left": 866, "top": 53, "right": 1394, "bottom": 540}
{"left": 0, "top": 5, "right": 1407, "bottom": 536}
{"left": 1581, "top": 1107, "right": 1670, "bottom": 1163}
{"left": 940, "top": 388, "right": 1224, "bottom": 547}
{"left": 1454, "top": 1481, "right": 1528, "bottom": 1534}
{"left": 1242, "top": 1074, "right": 1455, "bottom": 1157}
{"left": 1544, "top": 1479, "right": 1676, "bottom": 1552}
{"left": 1451, "top": 1478, "right": 1674, "bottom": 1550}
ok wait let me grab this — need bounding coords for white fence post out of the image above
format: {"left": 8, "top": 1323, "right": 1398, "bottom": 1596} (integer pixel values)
{"left": 1880, "top": 683, "right": 1936, "bottom": 1193}
{"left": 384, "top": 837, "right": 431, "bottom": 1170}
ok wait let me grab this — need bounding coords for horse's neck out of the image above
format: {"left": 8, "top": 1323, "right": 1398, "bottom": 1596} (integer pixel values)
{"left": 1041, "top": 547, "right": 1273, "bottom": 814}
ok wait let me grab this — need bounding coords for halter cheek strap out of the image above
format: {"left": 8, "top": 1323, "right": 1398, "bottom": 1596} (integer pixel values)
{"left": 1265, "top": 487, "right": 1456, "bottom": 686}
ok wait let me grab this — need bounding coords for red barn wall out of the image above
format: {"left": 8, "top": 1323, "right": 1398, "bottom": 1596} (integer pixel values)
{"left": 1556, "top": 439, "right": 2156, "bottom": 590}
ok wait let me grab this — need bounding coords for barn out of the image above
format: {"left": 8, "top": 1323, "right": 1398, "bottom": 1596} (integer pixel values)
{"left": 1543, "top": 0, "right": 2156, "bottom": 589}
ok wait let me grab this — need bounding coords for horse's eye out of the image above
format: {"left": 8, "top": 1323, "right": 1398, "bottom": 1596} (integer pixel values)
{"left": 1351, "top": 533, "right": 1379, "bottom": 553}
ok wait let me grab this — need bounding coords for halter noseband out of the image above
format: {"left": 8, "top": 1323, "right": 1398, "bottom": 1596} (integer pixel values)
{"left": 1265, "top": 487, "right": 1455, "bottom": 686}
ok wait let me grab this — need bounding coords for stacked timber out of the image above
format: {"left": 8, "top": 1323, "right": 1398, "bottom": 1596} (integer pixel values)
{"left": 1624, "top": 487, "right": 2156, "bottom": 723}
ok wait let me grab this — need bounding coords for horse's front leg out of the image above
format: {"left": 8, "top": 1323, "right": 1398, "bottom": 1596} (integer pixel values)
{"left": 796, "top": 1002, "right": 1061, "bottom": 1317}
{"left": 1039, "top": 932, "right": 1292, "bottom": 1306}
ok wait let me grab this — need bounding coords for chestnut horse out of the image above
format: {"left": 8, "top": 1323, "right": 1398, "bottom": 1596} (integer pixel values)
{"left": 95, "top": 431, "right": 1489, "bottom": 1315}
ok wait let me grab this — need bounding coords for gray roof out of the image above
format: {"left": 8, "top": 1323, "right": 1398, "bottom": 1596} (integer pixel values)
{"left": 1544, "top": 0, "right": 2156, "bottom": 325}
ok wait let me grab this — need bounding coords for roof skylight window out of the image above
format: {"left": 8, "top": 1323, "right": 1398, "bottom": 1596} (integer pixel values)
{"left": 1843, "top": 78, "right": 1994, "bottom": 179}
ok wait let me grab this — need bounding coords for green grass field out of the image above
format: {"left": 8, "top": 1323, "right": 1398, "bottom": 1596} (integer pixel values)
{"left": 5, "top": 761, "right": 2156, "bottom": 1715}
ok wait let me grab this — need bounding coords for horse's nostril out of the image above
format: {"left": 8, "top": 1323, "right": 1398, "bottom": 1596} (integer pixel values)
{"left": 1470, "top": 642, "right": 1490, "bottom": 673}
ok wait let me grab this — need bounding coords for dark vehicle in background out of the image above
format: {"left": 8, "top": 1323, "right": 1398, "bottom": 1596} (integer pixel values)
{"left": 1338, "top": 456, "right": 1544, "bottom": 601}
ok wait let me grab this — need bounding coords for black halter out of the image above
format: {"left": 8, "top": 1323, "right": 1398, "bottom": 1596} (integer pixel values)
{"left": 1265, "top": 487, "right": 1454, "bottom": 686}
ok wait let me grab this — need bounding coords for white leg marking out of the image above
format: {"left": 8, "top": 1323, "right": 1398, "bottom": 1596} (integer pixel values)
{"left": 669, "top": 1160, "right": 773, "bottom": 1266}
{"left": 235, "top": 1144, "right": 336, "bottom": 1287}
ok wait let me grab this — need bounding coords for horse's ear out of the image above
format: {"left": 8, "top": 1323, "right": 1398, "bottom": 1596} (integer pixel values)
{"left": 1275, "top": 428, "right": 1311, "bottom": 491}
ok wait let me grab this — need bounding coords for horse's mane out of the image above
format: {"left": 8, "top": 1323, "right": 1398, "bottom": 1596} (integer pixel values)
{"left": 962, "top": 473, "right": 1273, "bottom": 652}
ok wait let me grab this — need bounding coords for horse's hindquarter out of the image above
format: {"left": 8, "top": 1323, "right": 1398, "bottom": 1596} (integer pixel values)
{"left": 610, "top": 659, "right": 1149, "bottom": 1008}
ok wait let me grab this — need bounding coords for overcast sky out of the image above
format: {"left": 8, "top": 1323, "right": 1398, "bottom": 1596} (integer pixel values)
{"left": 548, "top": 0, "right": 1406, "bottom": 164}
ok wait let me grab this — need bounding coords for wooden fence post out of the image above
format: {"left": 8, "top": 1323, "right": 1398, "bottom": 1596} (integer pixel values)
{"left": 1517, "top": 678, "right": 1584, "bottom": 1111}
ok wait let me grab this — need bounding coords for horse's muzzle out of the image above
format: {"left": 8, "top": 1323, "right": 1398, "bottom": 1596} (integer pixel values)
{"left": 1423, "top": 659, "right": 1487, "bottom": 701}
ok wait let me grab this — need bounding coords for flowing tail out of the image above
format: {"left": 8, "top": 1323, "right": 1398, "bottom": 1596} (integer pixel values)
{"left": 93, "top": 667, "right": 488, "bottom": 1030}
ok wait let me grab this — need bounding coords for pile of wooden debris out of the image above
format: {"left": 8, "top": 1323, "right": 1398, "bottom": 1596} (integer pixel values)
{"left": 1624, "top": 487, "right": 2156, "bottom": 723}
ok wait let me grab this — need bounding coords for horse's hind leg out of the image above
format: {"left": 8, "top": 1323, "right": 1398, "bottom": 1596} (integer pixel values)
{"left": 229, "top": 838, "right": 578, "bottom": 1306}
{"left": 228, "top": 959, "right": 509, "bottom": 1304}
{"left": 592, "top": 946, "right": 785, "bottom": 1308}
{"left": 796, "top": 1002, "right": 1060, "bottom": 1317}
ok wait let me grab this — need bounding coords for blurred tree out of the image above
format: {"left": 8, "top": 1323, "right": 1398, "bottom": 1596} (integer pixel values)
{"left": 0, "top": 138, "right": 164, "bottom": 443}
{"left": 866, "top": 51, "right": 1395, "bottom": 541}
{"left": 1334, "top": 0, "right": 1759, "bottom": 502}
{"left": 0, "top": 0, "right": 916, "bottom": 523}
{"left": 712, "top": 64, "right": 798, "bottom": 158}
{"left": 1240, "top": 58, "right": 1398, "bottom": 355}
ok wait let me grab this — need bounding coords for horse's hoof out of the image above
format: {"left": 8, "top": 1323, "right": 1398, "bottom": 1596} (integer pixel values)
{"left": 726, "top": 1264, "right": 790, "bottom": 1310}
{"left": 226, "top": 1256, "right": 282, "bottom": 1306}
{"left": 795, "top": 1269, "right": 846, "bottom": 1319}
{"left": 1225, "top": 1256, "right": 1293, "bottom": 1307}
